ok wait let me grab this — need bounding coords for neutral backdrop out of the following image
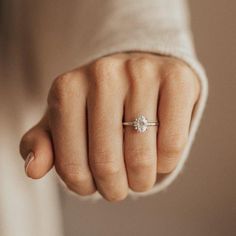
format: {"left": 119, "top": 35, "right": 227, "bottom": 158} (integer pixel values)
{"left": 61, "top": 1, "right": 236, "bottom": 236}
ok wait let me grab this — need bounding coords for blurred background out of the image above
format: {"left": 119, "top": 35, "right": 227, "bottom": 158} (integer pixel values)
{"left": 61, "top": 1, "right": 236, "bottom": 235}
{"left": 0, "top": 1, "right": 235, "bottom": 236}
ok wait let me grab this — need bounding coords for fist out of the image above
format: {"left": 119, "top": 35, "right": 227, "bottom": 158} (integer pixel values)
{"left": 20, "top": 52, "right": 200, "bottom": 201}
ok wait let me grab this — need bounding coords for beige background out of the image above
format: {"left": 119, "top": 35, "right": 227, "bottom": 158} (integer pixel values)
{"left": 60, "top": 1, "right": 236, "bottom": 235}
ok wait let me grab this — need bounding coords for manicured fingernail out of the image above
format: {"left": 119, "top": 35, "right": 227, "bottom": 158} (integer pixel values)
{"left": 25, "top": 152, "right": 34, "bottom": 176}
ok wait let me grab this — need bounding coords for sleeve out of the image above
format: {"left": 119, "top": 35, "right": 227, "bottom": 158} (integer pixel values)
{"left": 75, "top": 0, "right": 208, "bottom": 198}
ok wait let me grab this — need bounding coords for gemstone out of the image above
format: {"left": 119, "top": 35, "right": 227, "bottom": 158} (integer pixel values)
{"left": 134, "top": 115, "right": 148, "bottom": 132}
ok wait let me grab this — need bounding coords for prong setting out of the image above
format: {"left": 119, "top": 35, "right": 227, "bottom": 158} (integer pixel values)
{"left": 134, "top": 115, "right": 148, "bottom": 133}
{"left": 122, "top": 115, "right": 158, "bottom": 133}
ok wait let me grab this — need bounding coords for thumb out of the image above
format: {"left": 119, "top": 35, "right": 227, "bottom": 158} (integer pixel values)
{"left": 19, "top": 123, "right": 54, "bottom": 179}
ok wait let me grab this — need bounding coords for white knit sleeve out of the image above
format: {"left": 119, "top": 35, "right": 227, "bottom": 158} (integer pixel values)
{"left": 75, "top": 0, "right": 208, "bottom": 197}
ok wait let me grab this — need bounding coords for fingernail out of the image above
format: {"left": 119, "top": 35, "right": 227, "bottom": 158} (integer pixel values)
{"left": 25, "top": 152, "right": 34, "bottom": 176}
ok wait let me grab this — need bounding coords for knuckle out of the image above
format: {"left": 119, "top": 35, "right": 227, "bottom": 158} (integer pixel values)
{"left": 159, "top": 138, "right": 186, "bottom": 158}
{"left": 128, "top": 56, "right": 154, "bottom": 68}
{"left": 56, "top": 163, "right": 91, "bottom": 189}
{"left": 104, "top": 191, "right": 128, "bottom": 202}
{"left": 126, "top": 148, "right": 156, "bottom": 172}
{"left": 158, "top": 135, "right": 186, "bottom": 174}
{"left": 166, "top": 60, "right": 190, "bottom": 76}
{"left": 127, "top": 56, "right": 154, "bottom": 82}
{"left": 92, "top": 161, "right": 120, "bottom": 179}
{"left": 93, "top": 57, "right": 114, "bottom": 71}
{"left": 163, "top": 60, "right": 197, "bottom": 88}
{"left": 66, "top": 183, "right": 95, "bottom": 196}
{"left": 91, "top": 57, "right": 121, "bottom": 88}
{"left": 129, "top": 181, "right": 155, "bottom": 193}
{"left": 47, "top": 73, "right": 79, "bottom": 108}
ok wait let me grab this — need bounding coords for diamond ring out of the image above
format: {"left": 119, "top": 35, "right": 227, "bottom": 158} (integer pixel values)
{"left": 122, "top": 115, "right": 159, "bottom": 133}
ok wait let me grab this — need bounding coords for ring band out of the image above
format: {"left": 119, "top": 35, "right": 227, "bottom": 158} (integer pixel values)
{"left": 123, "top": 115, "right": 159, "bottom": 133}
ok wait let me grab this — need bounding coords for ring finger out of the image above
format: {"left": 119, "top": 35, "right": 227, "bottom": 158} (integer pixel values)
{"left": 124, "top": 57, "right": 160, "bottom": 192}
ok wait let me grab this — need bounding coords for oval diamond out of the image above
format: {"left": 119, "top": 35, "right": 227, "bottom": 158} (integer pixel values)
{"left": 134, "top": 115, "right": 148, "bottom": 132}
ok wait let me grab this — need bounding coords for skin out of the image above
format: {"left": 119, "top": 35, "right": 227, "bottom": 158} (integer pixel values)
{"left": 20, "top": 52, "right": 200, "bottom": 202}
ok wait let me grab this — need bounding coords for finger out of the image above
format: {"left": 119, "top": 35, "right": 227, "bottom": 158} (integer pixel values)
{"left": 157, "top": 67, "right": 198, "bottom": 173}
{"left": 19, "top": 118, "right": 54, "bottom": 179}
{"left": 124, "top": 57, "right": 159, "bottom": 192}
{"left": 48, "top": 70, "right": 96, "bottom": 195}
{"left": 88, "top": 57, "right": 128, "bottom": 202}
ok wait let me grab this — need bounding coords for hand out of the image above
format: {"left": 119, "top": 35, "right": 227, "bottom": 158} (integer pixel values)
{"left": 20, "top": 52, "right": 200, "bottom": 201}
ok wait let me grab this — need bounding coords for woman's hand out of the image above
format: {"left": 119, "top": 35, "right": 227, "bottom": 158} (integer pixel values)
{"left": 20, "top": 52, "right": 200, "bottom": 201}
